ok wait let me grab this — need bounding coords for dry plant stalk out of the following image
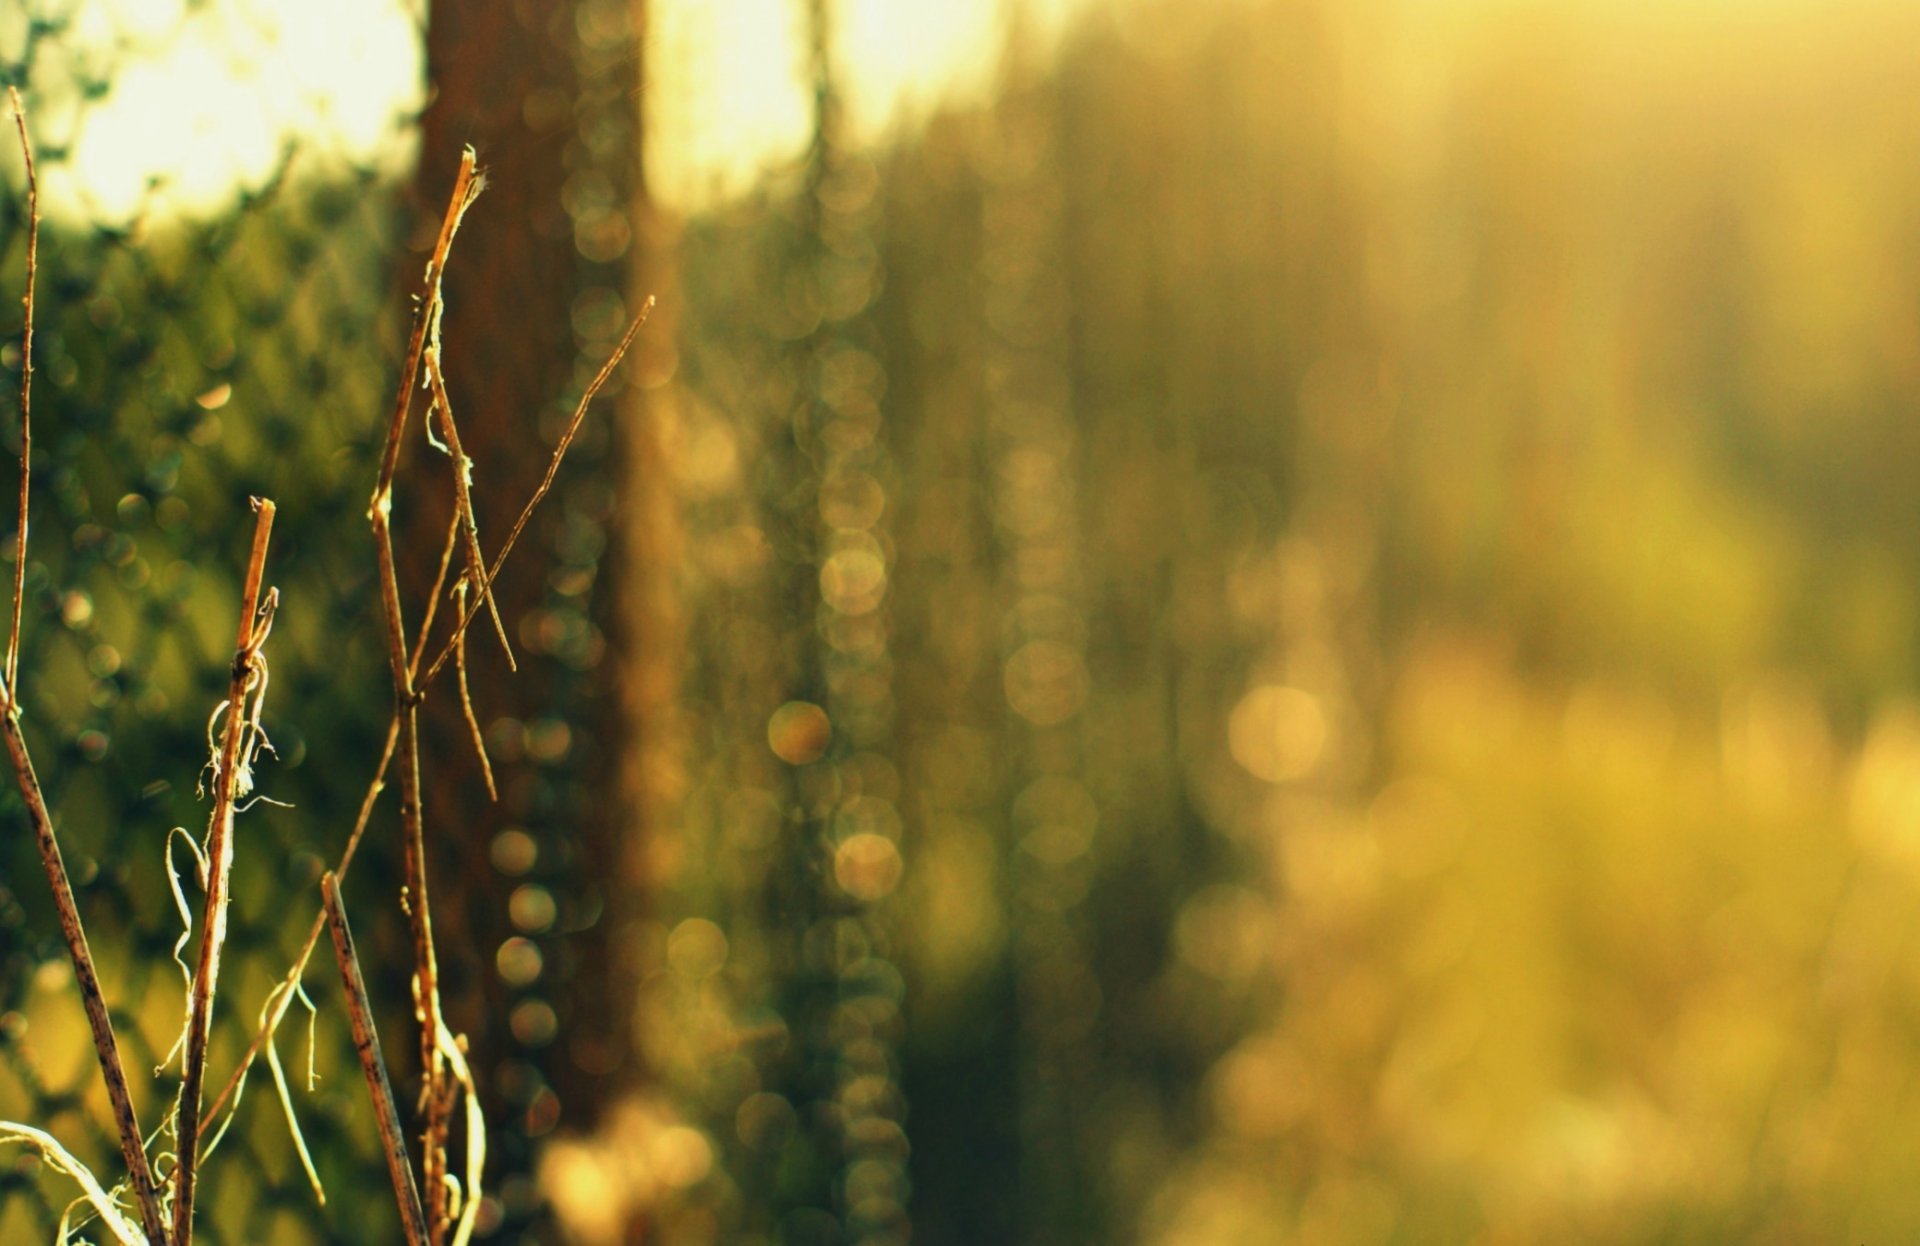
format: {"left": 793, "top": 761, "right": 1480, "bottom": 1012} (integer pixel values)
{"left": 171, "top": 499, "right": 278, "bottom": 1245}
{"left": 424, "top": 344, "right": 514, "bottom": 673}
{"left": 418, "top": 302, "right": 652, "bottom": 692}
{"left": 370, "top": 149, "right": 483, "bottom": 1242}
{"left": 200, "top": 155, "right": 651, "bottom": 1244}
{"left": 0, "top": 119, "right": 650, "bottom": 1242}
{"left": 8, "top": 86, "right": 34, "bottom": 695}
{"left": 199, "top": 508, "right": 457, "bottom": 1131}
{"left": 323, "top": 872, "right": 431, "bottom": 1246}
{"left": 352, "top": 150, "right": 650, "bottom": 1245}
{"left": 199, "top": 715, "right": 401, "bottom": 1131}
{"left": 1, "top": 88, "right": 173, "bottom": 1246}
{"left": 452, "top": 578, "right": 497, "bottom": 800}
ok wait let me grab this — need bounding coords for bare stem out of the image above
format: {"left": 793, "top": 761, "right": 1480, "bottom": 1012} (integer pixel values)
{"left": 425, "top": 347, "right": 514, "bottom": 670}
{"left": 198, "top": 165, "right": 652, "bottom": 1246}
{"left": 172, "top": 497, "right": 277, "bottom": 1246}
{"left": 1, "top": 714, "right": 171, "bottom": 1246}
{"left": 372, "top": 149, "right": 481, "bottom": 524}
{"left": 412, "top": 507, "right": 463, "bottom": 675}
{"left": 200, "top": 714, "right": 400, "bottom": 1133}
{"left": 420, "top": 298, "right": 653, "bottom": 691}
{"left": 0, "top": 85, "right": 169, "bottom": 1246}
{"left": 202, "top": 461, "right": 455, "bottom": 1143}
{"left": 323, "top": 872, "right": 431, "bottom": 1246}
{"left": 394, "top": 700, "right": 452, "bottom": 1242}
{"left": 452, "top": 579, "right": 497, "bottom": 801}
{"left": 6, "top": 87, "right": 35, "bottom": 697}
{"left": 371, "top": 155, "right": 484, "bottom": 1246}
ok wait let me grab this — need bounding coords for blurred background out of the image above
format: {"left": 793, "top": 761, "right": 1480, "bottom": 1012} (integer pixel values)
{"left": 6, "top": 0, "right": 1920, "bottom": 1242}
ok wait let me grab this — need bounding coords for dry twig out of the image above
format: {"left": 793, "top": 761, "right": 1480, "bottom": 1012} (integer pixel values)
{"left": 172, "top": 497, "right": 278, "bottom": 1246}
{"left": 420, "top": 298, "right": 654, "bottom": 691}
{"left": 4, "top": 98, "right": 634, "bottom": 1244}
{"left": 371, "top": 147, "right": 482, "bottom": 1244}
{"left": 200, "top": 715, "right": 401, "bottom": 1132}
{"left": 425, "top": 345, "right": 514, "bottom": 671}
{"left": 1, "top": 87, "right": 172, "bottom": 1246}
{"left": 7, "top": 86, "right": 35, "bottom": 694}
{"left": 189, "top": 155, "right": 650, "bottom": 1246}
{"left": 452, "top": 578, "right": 497, "bottom": 800}
{"left": 200, "top": 506, "right": 455, "bottom": 1135}
{"left": 323, "top": 872, "right": 431, "bottom": 1246}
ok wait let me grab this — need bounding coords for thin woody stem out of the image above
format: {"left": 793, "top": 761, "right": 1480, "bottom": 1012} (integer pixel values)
{"left": 372, "top": 149, "right": 481, "bottom": 521}
{"left": 1, "top": 712, "right": 171, "bottom": 1246}
{"left": 202, "top": 301, "right": 629, "bottom": 1147}
{"left": 371, "top": 153, "right": 482, "bottom": 1246}
{"left": 0, "top": 86, "right": 169, "bottom": 1246}
{"left": 452, "top": 579, "right": 497, "bottom": 801}
{"left": 425, "top": 347, "right": 514, "bottom": 671}
{"left": 200, "top": 714, "right": 400, "bottom": 1133}
{"left": 6, "top": 87, "right": 35, "bottom": 696}
{"left": 198, "top": 166, "right": 652, "bottom": 1246}
{"left": 201, "top": 472, "right": 452, "bottom": 1142}
{"left": 412, "top": 507, "right": 463, "bottom": 675}
{"left": 420, "top": 299, "right": 653, "bottom": 691}
{"left": 323, "top": 872, "right": 431, "bottom": 1246}
{"left": 173, "top": 497, "right": 277, "bottom": 1246}
{"left": 394, "top": 700, "right": 450, "bottom": 1242}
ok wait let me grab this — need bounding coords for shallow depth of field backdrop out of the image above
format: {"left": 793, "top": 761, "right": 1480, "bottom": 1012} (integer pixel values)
{"left": 7, "top": 0, "right": 1920, "bottom": 1243}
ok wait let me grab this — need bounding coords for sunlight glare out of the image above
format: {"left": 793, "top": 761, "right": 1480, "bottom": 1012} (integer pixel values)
{"left": 18, "top": 0, "right": 423, "bottom": 225}
{"left": 646, "top": 0, "right": 1095, "bottom": 211}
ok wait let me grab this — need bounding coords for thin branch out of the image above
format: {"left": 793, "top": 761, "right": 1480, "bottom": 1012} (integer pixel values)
{"left": 207, "top": 284, "right": 642, "bottom": 1149}
{"left": 6, "top": 87, "right": 35, "bottom": 697}
{"left": 0, "top": 86, "right": 169, "bottom": 1246}
{"left": 172, "top": 498, "right": 277, "bottom": 1246}
{"left": 452, "top": 579, "right": 497, "bottom": 801}
{"left": 372, "top": 148, "right": 481, "bottom": 527}
{"left": 198, "top": 169, "right": 652, "bottom": 1246}
{"left": 202, "top": 474, "right": 451, "bottom": 1137}
{"left": 1, "top": 712, "right": 171, "bottom": 1246}
{"left": 412, "top": 507, "right": 463, "bottom": 675}
{"left": 371, "top": 156, "right": 484, "bottom": 1246}
{"left": 200, "top": 715, "right": 399, "bottom": 1132}
{"left": 421, "top": 297, "right": 654, "bottom": 691}
{"left": 398, "top": 694, "right": 452, "bottom": 1245}
{"left": 425, "top": 346, "right": 514, "bottom": 670}
{"left": 322, "top": 872, "right": 431, "bottom": 1246}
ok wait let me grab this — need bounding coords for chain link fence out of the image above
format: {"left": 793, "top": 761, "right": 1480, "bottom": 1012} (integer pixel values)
{"left": 0, "top": 3, "right": 627, "bottom": 1242}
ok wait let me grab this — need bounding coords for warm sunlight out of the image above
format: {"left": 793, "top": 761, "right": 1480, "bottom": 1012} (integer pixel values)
{"left": 20, "top": 0, "right": 423, "bottom": 224}
{"left": 13, "top": 0, "right": 1098, "bottom": 222}
{"left": 646, "top": 0, "right": 1092, "bottom": 209}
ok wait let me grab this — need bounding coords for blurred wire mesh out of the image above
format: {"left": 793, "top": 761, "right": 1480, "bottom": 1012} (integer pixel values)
{"left": 0, "top": 3, "right": 628, "bottom": 1242}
